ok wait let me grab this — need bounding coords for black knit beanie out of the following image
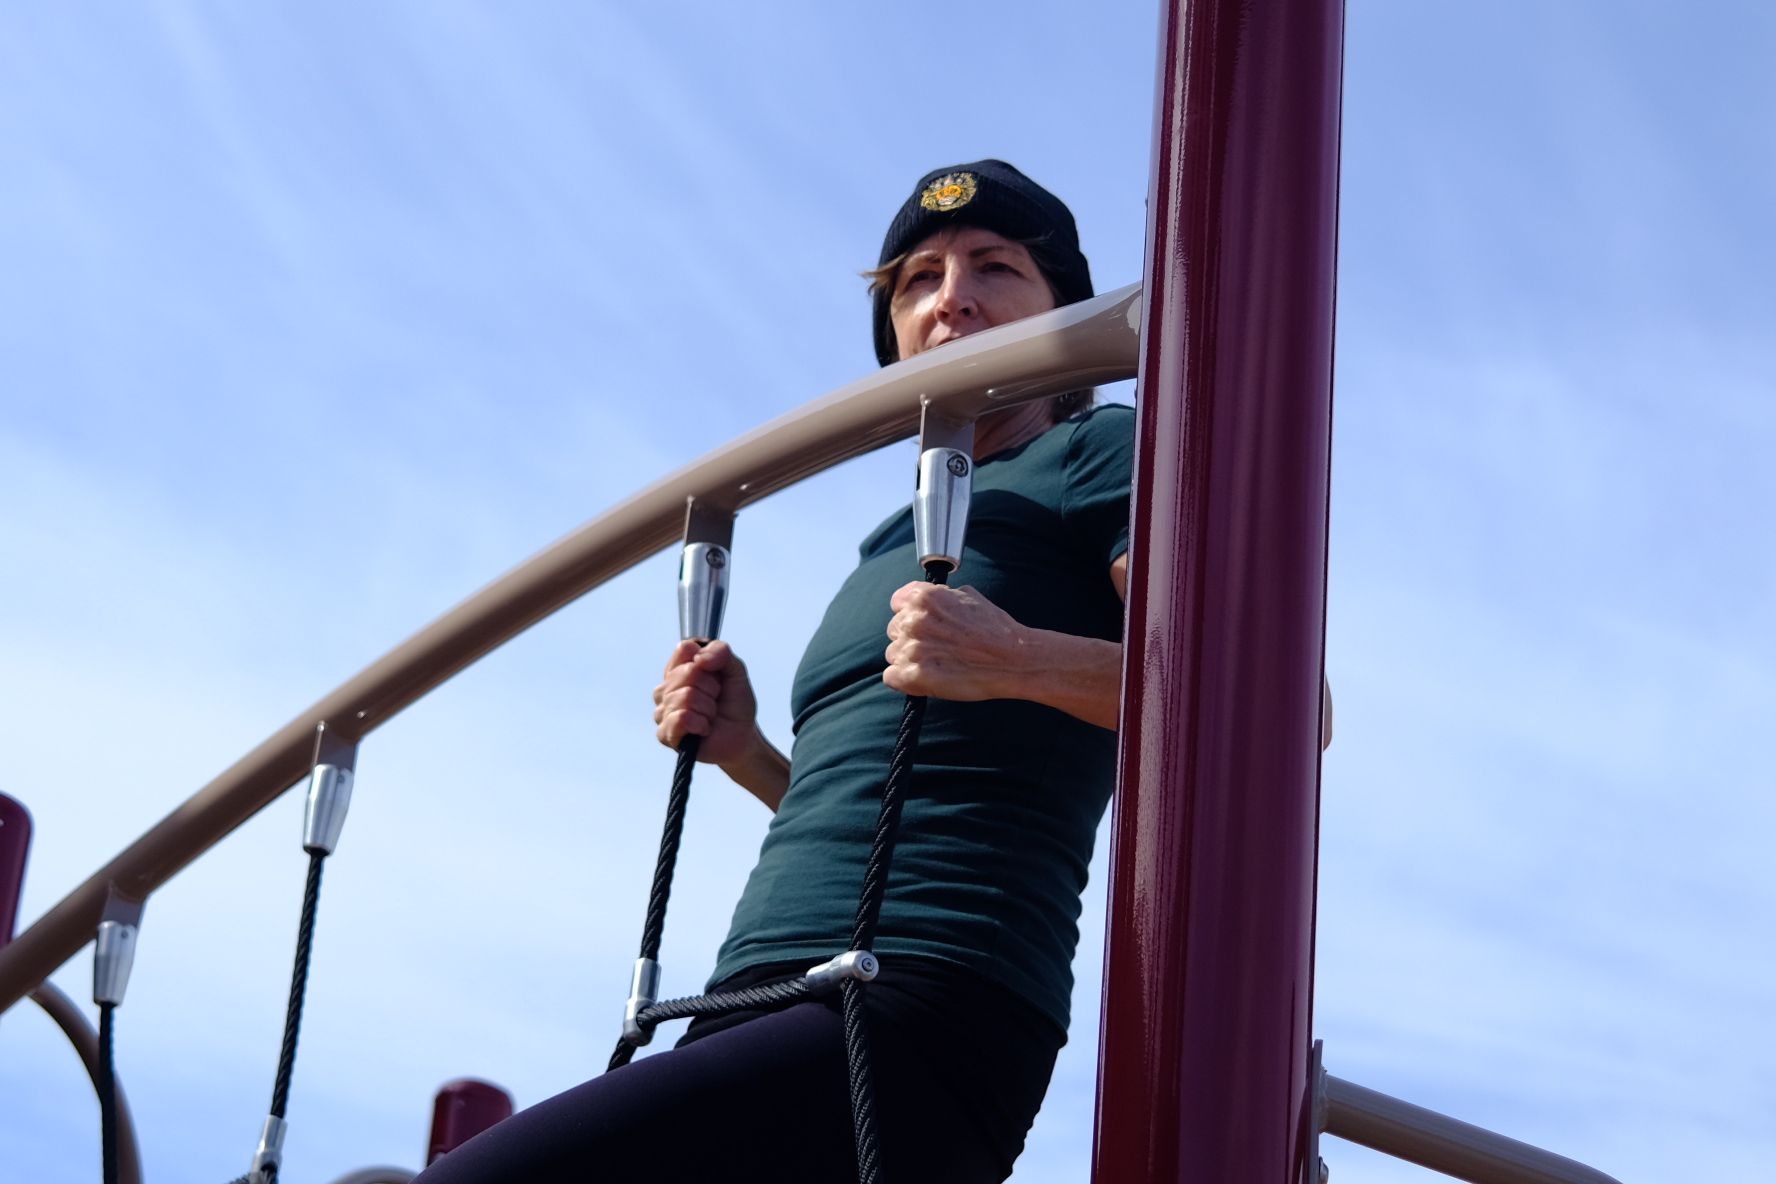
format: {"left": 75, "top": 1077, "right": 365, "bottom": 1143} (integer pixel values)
{"left": 872, "top": 159, "right": 1094, "bottom": 366}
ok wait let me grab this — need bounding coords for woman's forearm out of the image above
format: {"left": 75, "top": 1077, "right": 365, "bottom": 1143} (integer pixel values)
{"left": 994, "top": 630, "right": 1124, "bottom": 730}
{"left": 995, "top": 633, "right": 1334, "bottom": 747}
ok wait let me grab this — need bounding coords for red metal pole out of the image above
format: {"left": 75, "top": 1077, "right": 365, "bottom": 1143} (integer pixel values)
{"left": 1093, "top": 0, "right": 1344, "bottom": 1180}
{"left": 427, "top": 1078, "right": 515, "bottom": 1163}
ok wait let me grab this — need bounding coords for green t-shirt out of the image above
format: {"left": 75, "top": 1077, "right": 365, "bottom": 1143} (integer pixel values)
{"left": 712, "top": 404, "right": 1135, "bottom": 1030}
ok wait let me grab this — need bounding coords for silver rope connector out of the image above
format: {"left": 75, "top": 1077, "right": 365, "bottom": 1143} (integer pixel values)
{"left": 248, "top": 1114, "right": 287, "bottom": 1184}
{"left": 678, "top": 499, "right": 736, "bottom": 642}
{"left": 804, "top": 950, "right": 879, "bottom": 992}
{"left": 678, "top": 542, "right": 730, "bottom": 642}
{"left": 913, "top": 406, "right": 975, "bottom": 572}
{"left": 92, "top": 920, "right": 138, "bottom": 1007}
{"left": 302, "top": 763, "right": 353, "bottom": 856}
{"left": 622, "top": 957, "right": 662, "bottom": 1046}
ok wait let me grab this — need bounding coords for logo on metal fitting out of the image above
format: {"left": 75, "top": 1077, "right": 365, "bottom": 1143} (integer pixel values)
{"left": 946, "top": 454, "right": 970, "bottom": 477}
{"left": 706, "top": 549, "right": 727, "bottom": 569}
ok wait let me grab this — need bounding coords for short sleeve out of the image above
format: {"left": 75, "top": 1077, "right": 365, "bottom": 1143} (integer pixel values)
{"left": 1060, "top": 404, "right": 1136, "bottom": 569}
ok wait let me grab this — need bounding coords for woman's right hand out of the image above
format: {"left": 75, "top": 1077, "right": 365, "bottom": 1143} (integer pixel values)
{"left": 652, "top": 639, "right": 760, "bottom": 764}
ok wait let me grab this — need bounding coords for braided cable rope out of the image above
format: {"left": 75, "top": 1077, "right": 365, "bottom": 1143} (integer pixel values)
{"left": 606, "top": 734, "right": 701, "bottom": 1073}
{"left": 842, "top": 561, "right": 948, "bottom": 1184}
{"left": 271, "top": 851, "right": 326, "bottom": 1119}
{"left": 99, "top": 1000, "right": 119, "bottom": 1184}
{"left": 221, "top": 851, "right": 327, "bottom": 1183}
{"left": 640, "top": 739, "right": 699, "bottom": 962}
{"left": 607, "top": 973, "right": 817, "bottom": 1071}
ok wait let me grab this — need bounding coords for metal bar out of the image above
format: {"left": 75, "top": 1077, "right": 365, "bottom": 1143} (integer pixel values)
{"left": 30, "top": 981, "right": 145, "bottom": 1184}
{"left": 1092, "top": 0, "right": 1344, "bottom": 1179}
{"left": 1323, "top": 1075, "right": 1624, "bottom": 1184}
{"left": 916, "top": 403, "right": 976, "bottom": 456}
{"left": 311, "top": 721, "right": 361, "bottom": 780}
{"left": 682, "top": 499, "right": 736, "bottom": 551}
{"left": 0, "top": 285, "right": 1141, "bottom": 1015}
{"left": 99, "top": 888, "right": 146, "bottom": 933}
{"left": 323, "top": 1170, "right": 415, "bottom": 1184}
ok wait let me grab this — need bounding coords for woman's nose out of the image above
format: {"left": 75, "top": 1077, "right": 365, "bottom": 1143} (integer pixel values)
{"left": 933, "top": 267, "right": 979, "bottom": 321}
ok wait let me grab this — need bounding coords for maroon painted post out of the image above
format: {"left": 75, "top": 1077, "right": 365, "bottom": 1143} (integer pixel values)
{"left": 427, "top": 1078, "right": 515, "bottom": 1163}
{"left": 0, "top": 794, "right": 30, "bottom": 948}
{"left": 1092, "top": 0, "right": 1344, "bottom": 1181}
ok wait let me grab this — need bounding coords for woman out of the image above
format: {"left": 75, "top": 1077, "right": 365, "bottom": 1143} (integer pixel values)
{"left": 415, "top": 160, "right": 1134, "bottom": 1184}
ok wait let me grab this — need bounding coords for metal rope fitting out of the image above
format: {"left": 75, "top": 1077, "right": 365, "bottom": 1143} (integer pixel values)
{"left": 92, "top": 920, "right": 138, "bottom": 1007}
{"left": 913, "top": 407, "right": 975, "bottom": 572}
{"left": 249, "top": 1114, "right": 288, "bottom": 1184}
{"left": 914, "top": 449, "right": 971, "bottom": 571}
{"left": 678, "top": 499, "right": 735, "bottom": 643}
{"left": 621, "top": 957, "right": 661, "bottom": 1046}
{"left": 302, "top": 764, "right": 353, "bottom": 856}
{"left": 804, "top": 950, "right": 879, "bottom": 992}
{"left": 677, "top": 542, "right": 730, "bottom": 642}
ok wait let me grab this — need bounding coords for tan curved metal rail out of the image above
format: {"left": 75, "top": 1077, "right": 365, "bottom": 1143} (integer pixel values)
{"left": 0, "top": 284, "right": 1143, "bottom": 1013}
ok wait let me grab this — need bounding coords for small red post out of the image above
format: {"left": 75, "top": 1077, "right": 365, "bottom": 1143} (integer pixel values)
{"left": 427, "top": 1078, "right": 515, "bottom": 1163}
{"left": 1093, "top": 0, "right": 1345, "bottom": 1181}
{"left": 0, "top": 794, "right": 31, "bottom": 949}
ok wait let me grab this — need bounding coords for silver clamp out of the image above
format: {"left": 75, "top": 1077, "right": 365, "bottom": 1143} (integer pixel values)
{"left": 678, "top": 500, "right": 735, "bottom": 643}
{"left": 302, "top": 765, "right": 353, "bottom": 856}
{"left": 248, "top": 1114, "right": 288, "bottom": 1184}
{"left": 621, "top": 957, "right": 661, "bottom": 1046}
{"left": 912, "top": 406, "right": 975, "bottom": 573}
{"left": 93, "top": 890, "right": 145, "bottom": 1007}
{"left": 678, "top": 543, "right": 730, "bottom": 642}
{"left": 804, "top": 950, "right": 879, "bottom": 992}
{"left": 303, "top": 724, "right": 359, "bottom": 856}
{"left": 93, "top": 920, "right": 138, "bottom": 1007}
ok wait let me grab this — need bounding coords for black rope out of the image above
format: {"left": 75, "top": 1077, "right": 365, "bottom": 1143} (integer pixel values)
{"left": 270, "top": 850, "right": 326, "bottom": 1120}
{"left": 225, "top": 853, "right": 326, "bottom": 1183}
{"left": 841, "top": 978, "right": 880, "bottom": 1184}
{"left": 608, "top": 974, "right": 815, "bottom": 1071}
{"left": 850, "top": 637, "right": 937, "bottom": 954}
{"left": 642, "top": 738, "right": 699, "bottom": 962}
{"left": 98, "top": 1000, "right": 118, "bottom": 1184}
{"left": 605, "top": 734, "right": 701, "bottom": 1072}
{"left": 640, "top": 975, "right": 816, "bottom": 1027}
{"left": 842, "top": 560, "right": 949, "bottom": 1184}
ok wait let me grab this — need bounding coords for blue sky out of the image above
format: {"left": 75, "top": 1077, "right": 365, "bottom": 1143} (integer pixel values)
{"left": 2, "top": 3, "right": 1772, "bottom": 1182}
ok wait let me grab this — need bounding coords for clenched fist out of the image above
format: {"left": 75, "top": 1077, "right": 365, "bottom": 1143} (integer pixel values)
{"left": 883, "top": 582, "right": 1027, "bottom": 701}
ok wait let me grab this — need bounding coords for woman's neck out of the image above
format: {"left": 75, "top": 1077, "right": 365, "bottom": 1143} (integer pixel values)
{"left": 974, "top": 402, "right": 1055, "bottom": 460}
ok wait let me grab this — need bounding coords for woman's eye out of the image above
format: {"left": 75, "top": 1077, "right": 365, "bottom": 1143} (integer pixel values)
{"left": 900, "top": 269, "right": 941, "bottom": 291}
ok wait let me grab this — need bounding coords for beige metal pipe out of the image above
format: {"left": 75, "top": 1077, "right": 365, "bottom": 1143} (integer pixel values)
{"left": 30, "top": 981, "right": 145, "bottom": 1184}
{"left": 0, "top": 285, "right": 1141, "bottom": 1014}
{"left": 1323, "top": 1074, "right": 1624, "bottom": 1184}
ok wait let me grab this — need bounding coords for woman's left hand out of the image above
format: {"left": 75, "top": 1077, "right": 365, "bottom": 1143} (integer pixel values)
{"left": 883, "top": 582, "right": 1026, "bottom": 700}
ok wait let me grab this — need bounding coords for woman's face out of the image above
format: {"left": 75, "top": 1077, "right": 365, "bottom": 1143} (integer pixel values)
{"left": 888, "top": 226, "right": 1057, "bottom": 362}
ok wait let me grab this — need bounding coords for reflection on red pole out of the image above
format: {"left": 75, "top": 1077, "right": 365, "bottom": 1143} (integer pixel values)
{"left": 0, "top": 794, "right": 31, "bottom": 949}
{"left": 427, "top": 1078, "right": 515, "bottom": 1163}
{"left": 1093, "top": 0, "right": 1344, "bottom": 1180}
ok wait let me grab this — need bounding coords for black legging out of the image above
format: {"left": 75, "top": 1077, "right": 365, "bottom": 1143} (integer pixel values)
{"left": 413, "top": 957, "right": 1065, "bottom": 1184}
